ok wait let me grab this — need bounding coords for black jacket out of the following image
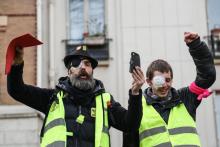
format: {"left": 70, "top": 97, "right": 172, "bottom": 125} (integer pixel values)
{"left": 123, "top": 38, "right": 216, "bottom": 147}
{"left": 7, "top": 64, "right": 142, "bottom": 147}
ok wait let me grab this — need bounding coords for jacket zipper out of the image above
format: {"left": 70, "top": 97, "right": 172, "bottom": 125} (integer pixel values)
{"left": 76, "top": 105, "right": 81, "bottom": 147}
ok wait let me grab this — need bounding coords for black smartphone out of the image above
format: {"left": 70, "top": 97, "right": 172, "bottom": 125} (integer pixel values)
{"left": 129, "top": 52, "right": 140, "bottom": 73}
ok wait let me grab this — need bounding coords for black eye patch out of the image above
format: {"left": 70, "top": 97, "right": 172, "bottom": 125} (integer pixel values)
{"left": 69, "top": 58, "right": 81, "bottom": 68}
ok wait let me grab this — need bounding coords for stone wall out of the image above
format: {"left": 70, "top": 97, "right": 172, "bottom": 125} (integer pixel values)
{"left": 0, "top": 105, "right": 43, "bottom": 147}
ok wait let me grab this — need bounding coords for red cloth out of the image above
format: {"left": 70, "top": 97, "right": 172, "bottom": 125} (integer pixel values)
{"left": 5, "top": 34, "right": 43, "bottom": 75}
{"left": 189, "top": 82, "right": 212, "bottom": 101}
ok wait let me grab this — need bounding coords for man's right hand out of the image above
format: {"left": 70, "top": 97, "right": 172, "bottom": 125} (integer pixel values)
{"left": 13, "top": 46, "right": 24, "bottom": 65}
{"left": 131, "top": 67, "right": 145, "bottom": 95}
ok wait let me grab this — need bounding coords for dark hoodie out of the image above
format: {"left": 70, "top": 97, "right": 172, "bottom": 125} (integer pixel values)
{"left": 7, "top": 64, "right": 142, "bottom": 147}
{"left": 53, "top": 76, "right": 107, "bottom": 146}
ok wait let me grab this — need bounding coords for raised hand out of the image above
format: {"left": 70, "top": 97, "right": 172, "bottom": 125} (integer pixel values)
{"left": 184, "top": 32, "right": 199, "bottom": 44}
{"left": 131, "top": 66, "right": 145, "bottom": 95}
{"left": 13, "top": 46, "right": 24, "bottom": 65}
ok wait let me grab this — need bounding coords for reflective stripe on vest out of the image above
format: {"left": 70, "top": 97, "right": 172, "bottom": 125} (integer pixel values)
{"left": 41, "top": 91, "right": 111, "bottom": 147}
{"left": 139, "top": 96, "right": 201, "bottom": 147}
{"left": 95, "top": 93, "right": 111, "bottom": 147}
{"left": 43, "top": 118, "right": 65, "bottom": 135}
{"left": 47, "top": 141, "right": 65, "bottom": 147}
{"left": 41, "top": 91, "right": 66, "bottom": 147}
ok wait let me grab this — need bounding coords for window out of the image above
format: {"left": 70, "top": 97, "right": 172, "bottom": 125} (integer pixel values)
{"left": 67, "top": 0, "right": 109, "bottom": 61}
{"left": 207, "top": 0, "right": 220, "bottom": 59}
{"left": 209, "top": 30, "right": 220, "bottom": 59}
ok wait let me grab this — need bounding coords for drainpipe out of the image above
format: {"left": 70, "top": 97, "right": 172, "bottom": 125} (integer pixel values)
{"left": 84, "top": 0, "right": 89, "bottom": 35}
{"left": 36, "top": 0, "right": 42, "bottom": 87}
{"left": 49, "top": 0, "right": 55, "bottom": 88}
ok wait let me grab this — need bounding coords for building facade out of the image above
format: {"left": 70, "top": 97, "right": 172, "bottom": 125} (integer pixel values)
{"left": 0, "top": 0, "right": 42, "bottom": 146}
{"left": 0, "top": 0, "right": 220, "bottom": 146}
{"left": 39, "top": 0, "right": 220, "bottom": 146}
{"left": 0, "top": 0, "right": 37, "bottom": 104}
{"left": 38, "top": 0, "right": 220, "bottom": 146}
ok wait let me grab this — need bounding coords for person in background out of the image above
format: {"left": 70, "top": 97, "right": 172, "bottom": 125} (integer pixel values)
{"left": 123, "top": 32, "right": 216, "bottom": 147}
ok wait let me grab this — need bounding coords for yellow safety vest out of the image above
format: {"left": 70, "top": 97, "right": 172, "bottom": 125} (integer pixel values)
{"left": 41, "top": 91, "right": 111, "bottom": 147}
{"left": 139, "top": 96, "right": 201, "bottom": 147}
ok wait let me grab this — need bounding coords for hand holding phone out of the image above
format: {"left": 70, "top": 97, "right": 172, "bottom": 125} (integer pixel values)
{"left": 129, "top": 52, "right": 144, "bottom": 95}
{"left": 129, "top": 52, "right": 140, "bottom": 73}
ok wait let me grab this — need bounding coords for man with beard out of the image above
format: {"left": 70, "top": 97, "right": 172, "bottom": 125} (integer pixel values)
{"left": 123, "top": 32, "right": 216, "bottom": 147}
{"left": 7, "top": 45, "right": 145, "bottom": 147}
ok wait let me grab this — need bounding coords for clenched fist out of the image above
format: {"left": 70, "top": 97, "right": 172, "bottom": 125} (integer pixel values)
{"left": 184, "top": 32, "right": 199, "bottom": 44}
{"left": 13, "top": 46, "right": 24, "bottom": 65}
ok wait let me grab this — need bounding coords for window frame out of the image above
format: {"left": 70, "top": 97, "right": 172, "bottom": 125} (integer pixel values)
{"left": 66, "top": 0, "right": 110, "bottom": 62}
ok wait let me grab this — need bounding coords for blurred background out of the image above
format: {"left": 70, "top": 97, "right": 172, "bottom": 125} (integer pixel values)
{"left": 0, "top": 0, "right": 220, "bottom": 146}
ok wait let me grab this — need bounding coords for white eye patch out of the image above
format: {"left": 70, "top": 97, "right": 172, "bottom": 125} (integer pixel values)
{"left": 152, "top": 75, "right": 165, "bottom": 88}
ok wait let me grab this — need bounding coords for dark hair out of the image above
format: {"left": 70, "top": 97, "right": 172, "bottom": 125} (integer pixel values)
{"left": 146, "top": 59, "right": 173, "bottom": 80}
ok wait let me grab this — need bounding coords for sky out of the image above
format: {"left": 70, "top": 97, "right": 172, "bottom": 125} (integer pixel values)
{"left": 207, "top": 0, "right": 220, "bottom": 30}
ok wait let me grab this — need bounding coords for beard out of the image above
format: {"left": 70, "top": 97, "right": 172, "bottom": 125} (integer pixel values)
{"left": 69, "top": 70, "right": 96, "bottom": 91}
